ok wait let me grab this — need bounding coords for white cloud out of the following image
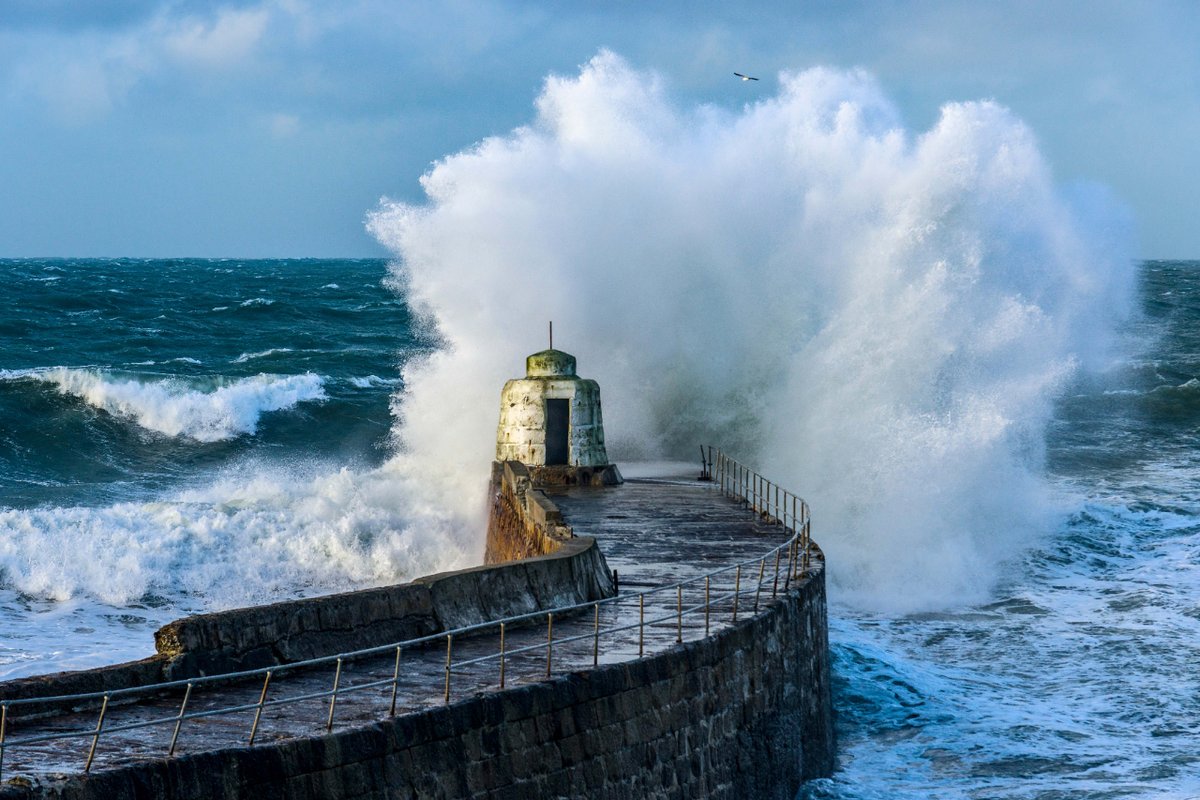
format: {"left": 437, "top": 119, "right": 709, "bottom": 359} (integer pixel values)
{"left": 10, "top": 27, "right": 152, "bottom": 123}
{"left": 163, "top": 7, "right": 270, "bottom": 69}
{"left": 9, "top": 3, "right": 275, "bottom": 122}
{"left": 268, "top": 111, "right": 300, "bottom": 137}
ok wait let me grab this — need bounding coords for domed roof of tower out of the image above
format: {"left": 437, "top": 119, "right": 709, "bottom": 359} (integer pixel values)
{"left": 525, "top": 349, "right": 577, "bottom": 378}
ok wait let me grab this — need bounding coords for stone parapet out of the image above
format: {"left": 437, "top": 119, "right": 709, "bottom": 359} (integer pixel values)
{"left": 484, "top": 461, "right": 568, "bottom": 563}
{"left": 485, "top": 461, "right": 623, "bottom": 565}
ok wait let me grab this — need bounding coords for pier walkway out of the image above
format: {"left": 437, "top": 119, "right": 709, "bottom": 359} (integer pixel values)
{"left": 0, "top": 470, "right": 802, "bottom": 784}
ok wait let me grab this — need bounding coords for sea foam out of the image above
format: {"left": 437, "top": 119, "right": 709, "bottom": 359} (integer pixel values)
{"left": 0, "top": 461, "right": 470, "bottom": 611}
{"left": 368, "top": 52, "right": 1137, "bottom": 612}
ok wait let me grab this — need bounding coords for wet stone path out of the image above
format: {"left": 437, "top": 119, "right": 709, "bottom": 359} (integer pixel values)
{"left": 0, "top": 475, "right": 793, "bottom": 781}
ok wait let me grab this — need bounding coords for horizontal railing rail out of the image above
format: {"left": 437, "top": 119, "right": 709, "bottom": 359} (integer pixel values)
{"left": 0, "top": 447, "right": 814, "bottom": 780}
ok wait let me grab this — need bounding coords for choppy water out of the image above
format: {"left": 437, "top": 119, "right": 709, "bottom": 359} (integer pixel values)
{"left": 0, "top": 258, "right": 421, "bottom": 504}
{"left": 0, "top": 257, "right": 451, "bottom": 677}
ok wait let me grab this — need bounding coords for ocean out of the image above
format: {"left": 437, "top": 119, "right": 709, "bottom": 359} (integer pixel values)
{"left": 1, "top": 256, "right": 1196, "bottom": 798}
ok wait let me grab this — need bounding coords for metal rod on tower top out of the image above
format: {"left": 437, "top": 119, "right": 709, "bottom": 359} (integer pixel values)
{"left": 550, "top": 321, "right": 553, "bottom": 349}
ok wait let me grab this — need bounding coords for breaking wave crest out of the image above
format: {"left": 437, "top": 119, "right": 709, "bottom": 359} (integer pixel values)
{"left": 9, "top": 367, "right": 327, "bottom": 442}
{"left": 0, "top": 462, "right": 469, "bottom": 609}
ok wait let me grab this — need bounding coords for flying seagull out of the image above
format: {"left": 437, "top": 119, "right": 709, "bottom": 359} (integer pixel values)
{"left": 734, "top": 72, "right": 759, "bottom": 81}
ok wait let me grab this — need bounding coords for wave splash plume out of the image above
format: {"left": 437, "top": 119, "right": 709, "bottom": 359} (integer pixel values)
{"left": 369, "top": 51, "right": 1136, "bottom": 612}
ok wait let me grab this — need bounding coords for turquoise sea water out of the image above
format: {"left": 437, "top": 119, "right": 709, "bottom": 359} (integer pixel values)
{"left": 0, "top": 258, "right": 415, "bottom": 508}
{"left": 1, "top": 258, "right": 1198, "bottom": 797}
{"left": 0, "top": 258, "right": 449, "bottom": 677}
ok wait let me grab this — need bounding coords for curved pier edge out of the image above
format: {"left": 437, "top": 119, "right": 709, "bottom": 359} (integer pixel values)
{"left": 0, "top": 497, "right": 614, "bottom": 719}
{"left": 0, "top": 455, "right": 835, "bottom": 798}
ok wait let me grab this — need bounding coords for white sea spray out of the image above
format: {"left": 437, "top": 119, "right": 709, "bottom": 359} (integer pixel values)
{"left": 368, "top": 51, "right": 1137, "bottom": 612}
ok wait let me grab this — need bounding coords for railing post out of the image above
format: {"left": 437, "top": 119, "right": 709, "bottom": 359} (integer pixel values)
{"left": 546, "top": 612, "right": 554, "bottom": 679}
{"left": 793, "top": 501, "right": 800, "bottom": 574}
{"left": 785, "top": 538, "right": 795, "bottom": 591}
{"left": 168, "top": 683, "right": 192, "bottom": 757}
{"left": 705, "top": 576, "right": 711, "bottom": 637}
{"left": 83, "top": 694, "right": 109, "bottom": 774}
{"left": 389, "top": 647, "right": 403, "bottom": 717}
{"left": 0, "top": 702, "right": 7, "bottom": 782}
{"left": 248, "top": 670, "right": 272, "bottom": 745}
{"left": 732, "top": 565, "right": 742, "bottom": 622}
{"left": 803, "top": 500, "right": 811, "bottom": 564}
{"left": 592, "top": 603, "right": 601, "bottom": 668}
{"left": 443, "top": 635, "right": 453, "bottom": 704}
{"left": 803, "top": 518, "right": 812, "bottom": 572}
{"left": 676, "top": 585, "right": 683, "bottom": 644}
{"left": 754, "top": 557, "right": 766, "bottom": 613}
{"left": 327, "top": 658, "right": 343, "bottom": 732}
{"left": 772, "top": 547, "right": 782, "bottom": 598}
{"left": 794, "top": 512, "right": 803, "bottom": 577}
{"left": 499, "top": 623, "right": 507, "bottom": 689}
{"left": 638, "top": 594, "right": 645, "bottom": 657}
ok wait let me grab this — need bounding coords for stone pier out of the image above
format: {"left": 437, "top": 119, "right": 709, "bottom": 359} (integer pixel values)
{"left": 0, "top": 470, "right": 833, "bottom": 799}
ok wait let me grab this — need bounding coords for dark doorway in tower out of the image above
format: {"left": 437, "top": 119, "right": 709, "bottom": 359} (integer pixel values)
{"left": 545, "top": 399, "right": 569, "bottom": 465}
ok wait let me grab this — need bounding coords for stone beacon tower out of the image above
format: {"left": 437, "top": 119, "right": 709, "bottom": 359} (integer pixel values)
{"left": 495, "top": 348, "right": 620, "bottom": 482}
{"left": 485, "top": 344, "right": 622, "bottom": 563}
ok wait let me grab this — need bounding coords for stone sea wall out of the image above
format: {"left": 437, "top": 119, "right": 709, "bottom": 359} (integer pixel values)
{"left": 0, "top": 466, "right": 834, "bottom": 798}
{"left": 484, "top": 461, "right": 573, "bottom": 564}
{"left": 0, "top": 547, "right": 833, "bottom": 800}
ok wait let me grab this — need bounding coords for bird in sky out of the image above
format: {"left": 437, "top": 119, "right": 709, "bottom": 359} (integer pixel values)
{"left": 734, "top": 72, "right": 759, "bottom": 81}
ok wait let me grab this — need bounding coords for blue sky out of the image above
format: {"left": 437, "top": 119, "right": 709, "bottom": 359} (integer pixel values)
{"left": 1, "top": 0, "right": 1197, "bottom": 258}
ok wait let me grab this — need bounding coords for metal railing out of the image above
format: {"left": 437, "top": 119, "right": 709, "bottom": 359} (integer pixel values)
{"left": 0, "top": 448, "right": 813, "bottom": 779}
{"left": 700, "top": 445, "right": 813, "bottom": 573}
